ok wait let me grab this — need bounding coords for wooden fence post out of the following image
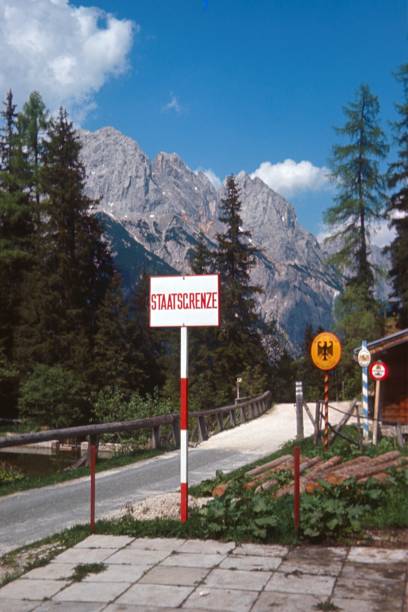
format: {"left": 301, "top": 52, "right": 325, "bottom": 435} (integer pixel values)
{"left": 198, "top": 416, "right": 208, "bottom": 441}
{"left": 172, "top": 416, "right": 180, "bottom": 448}
{"left": 151, "top": 425, "right": 161, "bottom": 449}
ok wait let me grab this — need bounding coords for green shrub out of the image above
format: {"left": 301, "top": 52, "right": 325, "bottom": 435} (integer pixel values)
{"left": 198, "top": 479, "right": 279, "bottom": 541}
{"left": 93, "top": 387, "right": 176, "bottom": 450}
{"left": 300, "top": 478, "right": 387, "bottom": 540}
{"left": 19, "top": 364, "right": 90, "bottom": 428}
{"left": 0, "top": 462, "right": 24, "bottom": 483}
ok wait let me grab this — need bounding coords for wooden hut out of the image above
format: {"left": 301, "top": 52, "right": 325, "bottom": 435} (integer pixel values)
{"left": 355, "top": 329, "right": 408, "bottom": 426}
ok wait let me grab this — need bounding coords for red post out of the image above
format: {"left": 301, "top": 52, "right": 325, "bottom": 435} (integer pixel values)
{"left": 293, "top": 446, "right": 300, "bottom": 532}
{"left": 89, "top": 443, "right": 96, "bottom": 532}
{"left": 323, "top": 373, "right": 329, "bottom": 451}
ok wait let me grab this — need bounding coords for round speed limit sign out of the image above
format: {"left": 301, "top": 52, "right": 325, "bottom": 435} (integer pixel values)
{"left": 369, "top": 360, "right": 389, "bottom": 381}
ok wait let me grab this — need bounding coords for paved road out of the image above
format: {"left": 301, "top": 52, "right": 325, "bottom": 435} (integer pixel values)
{"left": 0, "top": 403, "right": 351, "bottom": 555}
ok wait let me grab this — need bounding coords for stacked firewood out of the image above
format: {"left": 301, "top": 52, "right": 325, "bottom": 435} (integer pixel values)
{"left": 212, "top": 451, "right": 407, "bottom": 498}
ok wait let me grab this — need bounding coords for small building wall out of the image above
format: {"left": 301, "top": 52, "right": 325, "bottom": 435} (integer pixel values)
{"left": 375, "top": 343, "right": 408, "bottom": 424}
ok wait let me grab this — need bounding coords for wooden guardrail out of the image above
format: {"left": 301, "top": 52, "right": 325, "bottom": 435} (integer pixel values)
{"left": 0, "top": 390, "right": 272, "bottom": 451}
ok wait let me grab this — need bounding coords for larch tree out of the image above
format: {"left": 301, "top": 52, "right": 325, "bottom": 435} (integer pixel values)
{"left": 325, "top": 84, "right": 388, "bottom": 294}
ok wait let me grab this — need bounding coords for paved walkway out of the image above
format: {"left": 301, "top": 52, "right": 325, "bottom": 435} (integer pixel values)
{"left": 0, "top": 535, "right": 407, "bottom": 611}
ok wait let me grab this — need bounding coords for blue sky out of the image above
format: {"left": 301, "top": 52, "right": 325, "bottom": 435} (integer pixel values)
{"left": 0, "top": 0, "right": 406, "bottom": 237}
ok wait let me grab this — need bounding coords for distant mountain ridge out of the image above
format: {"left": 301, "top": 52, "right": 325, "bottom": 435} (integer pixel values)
{"left": 80, "top": 126, "right": 341, "bottom": 350}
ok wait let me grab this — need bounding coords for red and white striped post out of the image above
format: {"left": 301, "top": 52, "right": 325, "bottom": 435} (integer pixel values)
{"left": 180, "top": 326, "right": 189, "bottom": 522}
{"left": 149, "top": 274, "right": 220, "bottom": 524}
{"left": 323, "top": 373, "right": 329, "bottom": 451}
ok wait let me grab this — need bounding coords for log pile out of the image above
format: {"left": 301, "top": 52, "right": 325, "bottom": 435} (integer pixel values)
{"left": 212, "top": 451, "right": 407, "bottom": 498}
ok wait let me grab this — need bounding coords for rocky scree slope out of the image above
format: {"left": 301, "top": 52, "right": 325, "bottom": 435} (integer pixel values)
{"left": 80, "top": 127, "right": 340, "bottom": 349}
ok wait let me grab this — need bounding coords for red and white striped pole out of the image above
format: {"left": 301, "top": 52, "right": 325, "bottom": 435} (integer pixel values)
{"left": 180, "top": 325, "right": 189, "bottom": 522}
{"left": 323, "top": 373, "right": 329, "bottom": 451}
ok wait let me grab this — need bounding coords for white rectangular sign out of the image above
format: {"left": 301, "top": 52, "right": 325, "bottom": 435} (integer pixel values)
{"left": 149, "top": 274, "right": 220, "bottom": 327}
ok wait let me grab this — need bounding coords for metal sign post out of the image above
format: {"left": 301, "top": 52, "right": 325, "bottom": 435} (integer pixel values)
{"left": 150, "top": 274, "right": 220, "bottom": 523}
{"left": 310, "top": 331, "right": 342, "bottom": 451}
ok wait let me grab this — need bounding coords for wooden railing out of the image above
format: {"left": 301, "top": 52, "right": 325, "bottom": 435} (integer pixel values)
{"left": 0, "top": 390, "right": 272, "bottom": 451}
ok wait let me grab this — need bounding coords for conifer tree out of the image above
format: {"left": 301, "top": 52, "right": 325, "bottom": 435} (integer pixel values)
{"left": 0, "top": 91, "right": 33, "bottom": 413}
{"left": 212, "top": 176, "right": 269, "bottom": 404}
{"left": 92, "top": 273, "right": 147, "bottom": 392}
{"left": 18, "top": 91, "right": 48, "bottom": 210}
{"left": 16, "top": 108, "right": 112, "bottom": 418}
{"left": 325, "top": 84, "right": 388, "bottom": 294}
{"left": 40, "top": 108, "right": 112, "bottom": 356}
{"left": 189, "top": 231, "right": 214, "bottom": 274}
{"left": 127, "top": 273, "right": 166, "bottom": 394}
{"left": 386, "top": 64, "right": 408, "bottom": 326}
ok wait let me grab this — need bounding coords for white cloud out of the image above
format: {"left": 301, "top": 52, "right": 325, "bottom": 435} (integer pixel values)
{"left": 200, "top": 169, "right": 222, "bottom": 189}
{"left": 162, "top": 93, "right": 182, "bottom": 114}
{"left": 0, "top": 0, "right": 135, "bottom": 119}
{"left": 317, "top": 217, "right": 399, "bottom": 250}
{"left": 250, "top": 159, "right": 331, "bottom": 197}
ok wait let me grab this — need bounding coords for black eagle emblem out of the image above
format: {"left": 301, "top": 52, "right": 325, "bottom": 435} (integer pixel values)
{"left": 317, "top": 341, "right": 333, "bottom": 361}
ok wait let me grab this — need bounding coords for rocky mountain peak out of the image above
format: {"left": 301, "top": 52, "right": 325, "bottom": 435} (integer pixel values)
{"left": 80, "top": 127, "right": 341, "bottom": 350}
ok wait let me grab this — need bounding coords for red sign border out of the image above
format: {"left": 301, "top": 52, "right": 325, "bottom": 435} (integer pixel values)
{"left": 369, "top": 360, "right": 389, "bottom": 382}
{"left": 149, "top": 273, "right": 221, "bottom": 328}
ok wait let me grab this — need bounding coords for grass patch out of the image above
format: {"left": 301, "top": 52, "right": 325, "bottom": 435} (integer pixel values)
{"left": 71, "top": 562, "right": 106, "bottom": 582}
{"left": 0, "top": 448, "right": 162, "bottom": 498}
{"left": 314, "top": 601, "right": 340, "bottom": 611}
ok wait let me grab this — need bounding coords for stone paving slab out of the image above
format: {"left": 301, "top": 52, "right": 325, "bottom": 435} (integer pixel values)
{"left": 33, "top": 603, "right": 105, "bottom": 611}
{"left": 219, "top": 553, "right": 281, "bottom": 571}
{"left": 105, "top": 606, "right": 194, "bottom": 612}
{"left": 178, "top": 540, "right": 235, "bottom": 555}
{"left": 334, "top": 576, "right": 405, "bottom": 601}
{"left": 161, "top": 552, "right": 227, "bottom": 568}
{"left": 0, "top": 578, "right": 69, "bottom": 600}
{"left": 231, "top": 543, "right": 288, "bottom": 557}
{"left": 54, "top": 580, "right": 130, "bottom": 603}
{"left": 116, "top": 583, "right": 194, "bottom": 607}
{"left": 106, "top": 548, "right": 170, "bottom": 565}
{"left": 286, "top": 545, "right": 348, "bottom": 560}
{"left": 128, "top": 537, "right": 186, "bottom": 551}
{"left": 0, "top": 601, "right": 42, "bottom": 612}
{"left": 252, "top": 591, "right": 323, "bottom": 611}
{"left": 24, "top": 563, "right": 77, "bottom": 581}
{"left": 278, "top": 558, "right": 342, "bottom": 576}
{"left": 74, "top": 535, "right": 134, "bottom": 549}
{"left": 204, "top": 568, "right": 271, "bottom": 591}
{"left": 348, "top": 546, "right": 408, "bottom": 564}
{"left": 139, "top": 565, "right": 209, "bottom": 586}
{"left": 340, "top": 561, "right": 406, "bottom": 582}
{"left": 182, "top": 586, "right": 258, "bottom": 611}
{"left": 82, "top": 564, "right": 146, "bottom": 583}
{"left": 52, "top": 547, "right": 114, "bottom": 564}
{"left": 331, "top": 597, "right": 403, "bottom": 612}
{"left": 265, "top": 570, "right": 336, "bottom": 597}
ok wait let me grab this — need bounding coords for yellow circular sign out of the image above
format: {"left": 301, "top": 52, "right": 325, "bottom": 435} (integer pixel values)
{"left": 310, "top": 331, "right": 342, "bottom": 371}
